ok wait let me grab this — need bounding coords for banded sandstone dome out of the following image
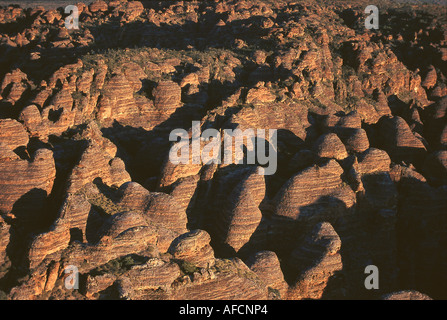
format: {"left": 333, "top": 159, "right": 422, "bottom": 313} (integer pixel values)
{"left": 0, "top": 0, "right": 446, "bottom": 300}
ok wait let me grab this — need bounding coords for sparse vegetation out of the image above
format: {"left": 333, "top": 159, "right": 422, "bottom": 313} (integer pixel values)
{"left": 268, "top": 287, "right": 281, "bottom": 299}
{"left": 90, "top": 254, "right": 148, "bottom": 277}
{"left": 179, "top": 261, "right": 199, "bottom": 275}
{"left": 0, "top": 0, "right": 445, "bottom": 301}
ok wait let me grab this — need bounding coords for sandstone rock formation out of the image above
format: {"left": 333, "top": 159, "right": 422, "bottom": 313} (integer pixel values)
{"left": 245, "top": 251, "right": 289, "bottom": 299}
{"left": 312, "top": 133, "right": 348, "bottom": 160}
{"left": 288, "top": 222, "right": 343, "bottom": 300}
{"left": 0, "top": 146, "right": 56, "bottom": 219}
{"left": 274, "top": 160, "right": 355, "bottom": 223}
{"left": 168, "top": 230, "right": 215, "bottom": 269}
{"left": 382, "top": 290, "right": 432, "bottom": 300}
{"left": 377, "top": 116, "right": 427, "bottom": 164}
{"left": 0, "top": 0, "right": 445, "bottom": 301}
{"left": 211, "top": 167, "right": 265, "bottom": 254}
{"left": 0, "top": 119, "right": 29, "bottom": 150}
{"left": 66, "top": 141, "right": 131, "bottom": 194}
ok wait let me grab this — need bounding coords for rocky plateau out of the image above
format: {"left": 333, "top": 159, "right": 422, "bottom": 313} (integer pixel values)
{"left": 0, "top": 0, "right": 446, "bottom": 300}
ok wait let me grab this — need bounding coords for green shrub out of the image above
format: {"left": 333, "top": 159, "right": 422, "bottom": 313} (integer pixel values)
{"left": 90, "top": 254, "right": 148, "bottom": 276}
{"left": 180, "top": 261, "right": 199, "bottom": 275}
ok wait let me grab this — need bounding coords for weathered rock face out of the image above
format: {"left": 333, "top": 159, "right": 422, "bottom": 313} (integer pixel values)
{"left": 172, "top": 258, "right": 269, "bottom": 300}
{"left": 117, "top": 182, "right": 188, "bottom": 235}
{"left": 0, "top": 119, "right": 29, "bottom": 150}
{"left": 321, "top": 111, "right": 370, "bottom": 153}
{"left": 18, "top": 105, "right": 49, "bottom": 142}
{"left": 221, "top": 100, "right": 311, "bottom": 144}
{"left": 274, "top": 160, "right": 355, "bottom": 223}
{"left": 312, "top": 133, "right": 348, "bottom": 160}
{"left": 62, "top": 210, "right": 159, "bottom": 272}
{"left": 116, "top": 258, "right": 181, "bottom": 300}
{"left": 152, "top": 80, "right": 182, "bottom": 119}
{"left": 422, "top": 66, "right": 437, "bottom": 90}
{"left": 356, "top": 148, "right": 392, "bottom": 175}
{"left": 212, "top": 167, "right": 265, "bottom": 254}
{"left": 26, "top": 206, "right": 159, "bottom": 273}
{"left": 168, "top": 229, "right": 215, "bottom": 269}
{"left": 287, "top": 222, "right": 343, "bottom": 299}
{"left": 0, "top": 68, "right": 30, "bottom": 105}
{"left": 245, "top": 251, "right": 288, "bottom": 299}
{"left": 97, "top": 73, "right": 140, "bottom": 126}
{"left": 246, "top": 86, "right": 277, "bottom": 104}
{"left": 0, "top": 146, "right": 56, "bottom": 218}
{"left": 335, "top": 127, "right": 370, "bottom": 153}
{"left": 157, "top": 149, "right": 203, "bottom": 189}
{"left": 8, "top": 260, "right": 69, "bottom": 300}
{"left": 122, "top": 62, "right": 146, "bottom": 92}
{"left": 377, "top": 116, "right": 427, "bottom": 164}
{"left": 75, "top": 121, "right": 118, "bottom": 159}
{"left": 0, "top": 0, "right": 446, "bottom": 301}
{"left": 381, "top": 290, "right": 432, "bottom": 300}
{"left": 28, "top": 219, "right": 70, "bottom": 270}
{"left": 322, "top": 111, "right": 362, "bottom": 130}
{"left": 203, "top": 166, "right": 266, "bottom": 255}
{"left": 58, "top": 192, "right": 91, "bottom": 242}
{"left": 66, "top": 141, "right": 131, "bottom": 194}
{"left": 169, "top": 175, "right": 200, "bottom": 216}
{"left": 119, "top": 1, "right": 145, "bottom": 23}
{"left": 89, "top": 0, "right": 108, "bottom": 13}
